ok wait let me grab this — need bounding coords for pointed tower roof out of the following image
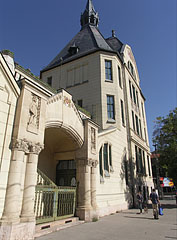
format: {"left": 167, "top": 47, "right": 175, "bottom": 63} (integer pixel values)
{"left": 41, "top": 1, "right": 124, "bottom": 73}
{"left": 80, "top": 0, "right": 99, "bottom": 27}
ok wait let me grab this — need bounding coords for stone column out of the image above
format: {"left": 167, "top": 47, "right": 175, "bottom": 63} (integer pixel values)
{"left": 1, "top": 139, "right": 28, "bottom": 223}
{"left": 76, "top": 159, "right": 92, "bottom": 221}
{"left": 20, "top": 143, "right": 43, "bottom": 222}
{"left": 91, "top": 165, "right": 97, "bottom": 209}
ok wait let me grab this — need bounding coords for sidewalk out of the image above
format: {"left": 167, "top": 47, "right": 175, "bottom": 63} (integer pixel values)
{"left": 36, "top": 199, "right": 177, "bottom": 240}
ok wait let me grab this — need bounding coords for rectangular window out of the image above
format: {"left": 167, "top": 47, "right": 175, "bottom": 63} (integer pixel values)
{"left": 147, "top": 155, "right": 151, "bottom": 176}
{"left": 143, "top": 151, "right": 146, "bottom": 175}
{"left": 129, "top": 80, "right": 132, "bottom": 99}
{"left": 135, "top": 145, "right": 140, "bottom": 173}
{"left": 120, "top": 100, "right": 125, "bottom": 126}
{"left": 136, "top": 91, "right": 139, "bottom": 108}
{"left": 139, "top": 119, "right": 142, "bottom": 137}
{"left": 105, "top": 60, "right": 112, "bottom": 81}
{"left": 47, "top": 76, "right": 52, "bottom": 86}
{"left": 107, "top": 95, "right": 115, "bottom": 120}
{"left": 132, "top": 111, "right": 135, "bottom": 131}
{"left": 139, "top": 148, "right": 143, "bottom": 174}
{"left": 118, "top": 66, "right": 122, "bottom": 88}
{"left": 132, "top": 85, "right": 136, "bottom": 104}
{"left": 141, "top": 102, "right": 145, "bottom": 119}
{"left": 135, "top": 115, "right": 139, "bottom": 135}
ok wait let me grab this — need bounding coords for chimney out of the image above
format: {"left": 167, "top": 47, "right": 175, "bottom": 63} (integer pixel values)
{"left": 1, "top": 50, "right": 15, "bottom": 75}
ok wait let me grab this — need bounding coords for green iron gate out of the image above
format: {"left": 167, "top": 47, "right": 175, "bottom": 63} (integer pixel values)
{"left": 34, "top": 169, "right": 76, "bottom": 224}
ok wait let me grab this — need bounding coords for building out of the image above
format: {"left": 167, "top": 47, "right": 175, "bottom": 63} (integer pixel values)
{"left": 0, "top": 1, "right": 153, "bottom": 239}
{"left": 41, "top": 0, "right": 154, "bottom": 206}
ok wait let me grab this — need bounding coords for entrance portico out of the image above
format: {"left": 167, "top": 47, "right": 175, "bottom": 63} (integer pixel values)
{"left": 0, "top": 74, "right": 99, "bottom": 240}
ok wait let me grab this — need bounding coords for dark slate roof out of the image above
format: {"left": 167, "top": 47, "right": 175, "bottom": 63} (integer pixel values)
{"left": 106, "top": 37, "right": 123, "bottom": 53}
{"left": 42, "top": 25, "right": 121, "bottom": 72}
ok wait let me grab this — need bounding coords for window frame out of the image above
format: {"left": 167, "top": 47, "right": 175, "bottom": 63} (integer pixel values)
{"left": 105, "top": 60, "right": 113, "bottom": 81}
{"left": 107, "top": 95, "right": 115, "bottom": 121}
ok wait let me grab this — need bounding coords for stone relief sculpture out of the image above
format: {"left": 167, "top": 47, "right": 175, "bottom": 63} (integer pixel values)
{"left": 27, "top": 93, "right": 41, "bottom": 133}
{"left": 28, "top": 94, "right": 38, "bottom": 126}
{"left": 91, "top": 127, "right": 96, "bottom": 152}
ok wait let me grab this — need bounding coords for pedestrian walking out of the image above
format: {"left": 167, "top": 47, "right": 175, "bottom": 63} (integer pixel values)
{"left": 137, "top": 191, "right": 143, "bottom": 214}
{"left": 150, "top": 189, "right": 160, "bottom": 219}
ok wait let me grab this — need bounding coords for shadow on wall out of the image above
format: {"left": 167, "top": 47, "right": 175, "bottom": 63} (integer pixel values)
{"left": 120, "top": 148, "right": 147, "bottom": 209}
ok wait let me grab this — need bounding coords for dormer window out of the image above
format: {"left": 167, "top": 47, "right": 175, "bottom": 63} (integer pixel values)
{"left": 68, "top": 44, "right": 79, "bottom": 56}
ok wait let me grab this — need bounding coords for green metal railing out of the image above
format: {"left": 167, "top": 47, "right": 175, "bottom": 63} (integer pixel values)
{"left": 34, "top": 170, "right": 76, "bottom": 224}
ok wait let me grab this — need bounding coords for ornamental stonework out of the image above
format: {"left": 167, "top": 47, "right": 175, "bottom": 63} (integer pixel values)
{"left": 11, "top": 138, "right": 43, "bottom": 154}
{"left": 27, "top": 93, "right": 41, "bottom": 133}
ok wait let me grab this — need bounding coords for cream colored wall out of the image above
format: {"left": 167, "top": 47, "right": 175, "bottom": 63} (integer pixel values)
{"left": 122, "top": 44, "right": 154, "bottom": 191}
{"left": 42, "top": 53, "right": 102, "bottom": 126}
{"left": 100, "top": 53, "right": 125, "bottom": 130}
{"left": 0, "top": 55, "right": 20, "bottom": 218}
{"left": 97, "top": 128, "right": 128, "bottom": 216}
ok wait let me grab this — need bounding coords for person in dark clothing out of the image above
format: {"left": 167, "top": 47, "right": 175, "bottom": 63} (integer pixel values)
{"left": 150, "top": 189, "right": 160, "bottom": 219}
{"left": 137, "top": 191, "right": 143, "bottom": 214}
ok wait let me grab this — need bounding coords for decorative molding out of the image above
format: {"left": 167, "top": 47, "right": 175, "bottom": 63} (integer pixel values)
{"left": 63, "top": 96, "right": 72, "bottom": 107}
{"left": 11, "top": 138, "right": 44, "bottom": 154}
{"left": 11, "top": 138, "right": 29, "bottom": 153}
{"left": 87, "top": 158, "right": 98, "bottom": 168}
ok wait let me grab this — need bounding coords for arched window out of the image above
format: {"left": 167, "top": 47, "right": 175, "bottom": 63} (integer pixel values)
{"left": 99, "top": 143, "right": 113, "bottom": 182}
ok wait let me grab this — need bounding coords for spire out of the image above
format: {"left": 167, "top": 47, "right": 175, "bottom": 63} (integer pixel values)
{"left": 80, "top": 0, "right": 99, "bottom": 28}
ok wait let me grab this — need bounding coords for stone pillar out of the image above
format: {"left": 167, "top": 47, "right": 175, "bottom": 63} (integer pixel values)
{"left": 91, "top": 166, "right": 97, "bottom": 209}
{"left": 76, "top": 159, "right": 92, "bottom": 221}
{"left": 20, "top": 143, "right": 43, "bottom": 222}
{"left": 1, "top": 139, "right": 28, "bottom": 223}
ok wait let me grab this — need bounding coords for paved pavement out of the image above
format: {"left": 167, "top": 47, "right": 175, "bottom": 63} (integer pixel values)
{"left": 36, "top": 199, "right": 177, "bottom": 240}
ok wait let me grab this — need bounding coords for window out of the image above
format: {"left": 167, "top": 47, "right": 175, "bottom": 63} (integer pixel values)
{"left": 118, "top": 66, "right": 122, "bottom": 88}
{"left": 128, "top": 61, "right": 136, "bottom": 79}
{"left": 141, "top": 102, "right": 145, "bottom": 119}
{"left": 129, "top": 80, "right": 132, "bottom": 99}
{"left": 99, "top": 143, "right": 113, "bottom": 181}
{"left": 143, "top": 151, "right": 146, "bottom": 175}
{"left": 147, "top": 155, "right": 151, "bottom": 176}
{"left": 120, "top": 100, "right": 125, "bottom": 126}
{"left": 132, "top": 111, "right": 135, "bottom": 130}
{"left": 136, "top": 91, "right": 139, "bottom": 108}
{"left": 99, "top": 147, "right": 103, "bottom": 177}
{"left": 144, "top": 128, "right": 147, "bottom": 142}
{"left": 104, "top": 144, "right": 109, "bottom": 172}
{"left": 132, "top": 85, "right": 136, "bottom": 104}
{"left": 139, "top": 148, "right": 143, "bottom": 174}
{"left": 77, "top": 99, "right": 83, "bottom": 108}
{"left": 47, "top": 76, "right": 52, "bottom": 86}
{"left": 107, "top": 95, "right": 115, "bottom": 120}
{"left": 135, "top": 145, "right": 140, "bottom": 173}
{"left": 105, "top": 60, "right": 112, "bottom": 81}
{"left": 135, "top": 115, "right": 139, "bottom": 135}
{"left": 139, "top": 119, "right": 142, "bottom": 137}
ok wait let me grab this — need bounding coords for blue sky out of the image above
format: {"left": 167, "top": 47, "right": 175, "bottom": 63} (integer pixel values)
{"left": 1, "top": 0, "right": 176, "bottom": 150}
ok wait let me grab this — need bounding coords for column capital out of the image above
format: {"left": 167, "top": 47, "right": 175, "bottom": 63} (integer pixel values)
{"left": 87, "top": 158, "right": 98, "bottom": 168}
{"left": 11, "top": 138, "right": 29, "bottom": 153}
{"left": 28, "top": 142, "right": 44, "bottom": 155}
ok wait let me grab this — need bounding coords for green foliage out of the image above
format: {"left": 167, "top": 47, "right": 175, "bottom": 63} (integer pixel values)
{"left": 152, "top": 108, "right": 177, "bottom": 185}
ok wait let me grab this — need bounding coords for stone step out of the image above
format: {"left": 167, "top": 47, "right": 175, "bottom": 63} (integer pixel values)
{"left": 34, "top": 217, "right": 84, "bottom": 238}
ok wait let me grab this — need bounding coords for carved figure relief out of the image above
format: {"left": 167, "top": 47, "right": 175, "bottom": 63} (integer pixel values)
{"left": 91, "top": 127, "right": 96, "bottom": 152}
{"left": 27, "top": 93, "right": 41, "bottom": 133}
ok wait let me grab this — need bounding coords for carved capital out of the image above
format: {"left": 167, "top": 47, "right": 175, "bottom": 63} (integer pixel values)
{"left": 11, "top": 138, "right": 29, "bottom": 153}
{"left": 29, "top": 142, "right": 44, "bottom": 155}
{"left": 86, "top": 158, "right": 98, "bottom": 168}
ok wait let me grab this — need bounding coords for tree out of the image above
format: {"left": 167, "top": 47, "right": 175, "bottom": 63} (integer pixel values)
{"left": 152, "top": 108, "right": 177, "bottom": 186}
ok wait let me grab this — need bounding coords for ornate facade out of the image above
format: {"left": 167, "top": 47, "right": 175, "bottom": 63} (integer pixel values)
{"left": 0, "top": 1, "right": 154, "bottom": 239}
